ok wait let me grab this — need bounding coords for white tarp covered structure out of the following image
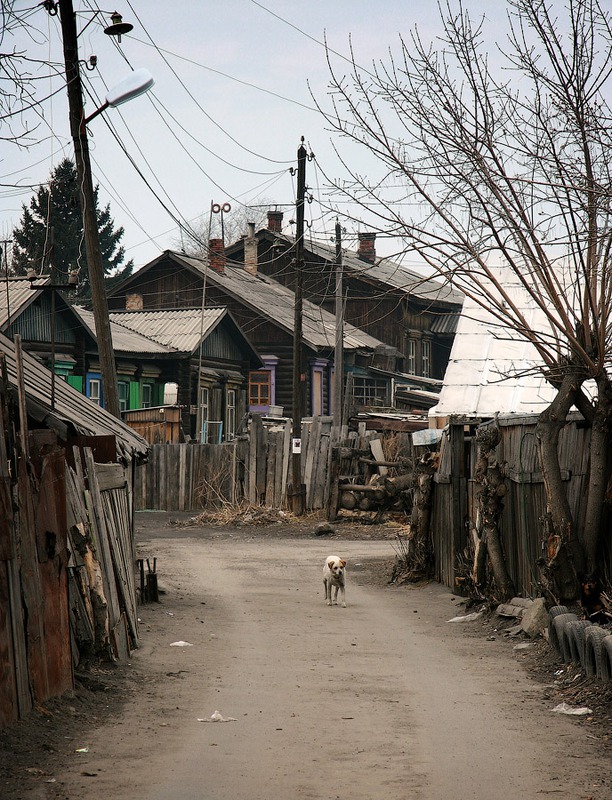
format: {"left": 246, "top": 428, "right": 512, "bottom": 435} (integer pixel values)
{"left": 429, "top": 273, "right": 559, "bottom": 421}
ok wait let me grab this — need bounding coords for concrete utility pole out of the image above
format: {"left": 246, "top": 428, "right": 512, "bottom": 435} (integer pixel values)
{"left": 290, "top": 139, "right": 307, "bottom": 515}
{"left": 333, "top": 219, "right": 344, "bottom": 430}
{"left": 58, "top": 0, "right": 121, "bottom": 418}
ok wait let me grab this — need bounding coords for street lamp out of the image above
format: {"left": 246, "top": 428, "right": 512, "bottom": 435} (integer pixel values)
{"left": 56, "top": 0, "right": 153, "bottom": 418}
{"left": 84, "top": 68, "right": 154, "bottom": 124}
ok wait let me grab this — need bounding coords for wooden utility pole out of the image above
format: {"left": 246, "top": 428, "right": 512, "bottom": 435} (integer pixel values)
{"left": 58, "top": 0, "right": 121, "bottom": 418}
{"left": 290, "top": 139, "right": 307, "bottom": 515}
{"left": 333, "top": 219, "right": 344, "bottom": 431}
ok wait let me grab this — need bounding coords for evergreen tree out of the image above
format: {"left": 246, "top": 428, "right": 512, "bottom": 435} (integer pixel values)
{"left": 11, "top": 158, "right": 133, "bottom": 297}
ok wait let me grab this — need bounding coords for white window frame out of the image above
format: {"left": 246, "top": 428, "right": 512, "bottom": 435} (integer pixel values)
{"left": 407, "top": 339, "right": 416, "bottom": 375}
{"left": 422, "top": 339, "right": 431, "bottom": 378}
{"left": 141, "top": 383, "right": 153, "bottom": 409}
{"left": 199, "top": 386, "right": 209, "bottom": 443}
{"left": 226, "top": 388, "right": 236, "bottom": 440}
{"left": 89, "top": 378, "right": 101, "bottom": 406}
{"left": 118, "top": 380, "right": 130, "bottom": 412}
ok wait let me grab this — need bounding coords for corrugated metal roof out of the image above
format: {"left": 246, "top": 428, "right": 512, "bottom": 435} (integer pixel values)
{"left": 0, "top": 277, "right": 48, "bottom": 328}
{"left": 429, "top": 311, "right": 462, "bottom": 335}
{"left": 174, "top": 253, "right": 385, "bottom": 352}
{"left": 73, "top": 306, "right": 177, "bottom": 354}
{"left": 110, "top": 307, "right": 227, "bottom": 352}
{"left": 0, "top": 331, "right": 149, "bottom": 458}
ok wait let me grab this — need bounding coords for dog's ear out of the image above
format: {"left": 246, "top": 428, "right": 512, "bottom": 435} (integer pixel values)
{"left": 340, "top": 559, "right": 346, "bottom": 567}
{"left": 327, "top": 559, "right": 335, "bottom": 568}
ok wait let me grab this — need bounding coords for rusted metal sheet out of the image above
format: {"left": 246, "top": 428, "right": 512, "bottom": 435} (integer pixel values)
{"left": 0, "top": 561, "right": 18, "bottom": 729}
{"left": 17, "top": 455, "right": 49, "bottom": 704}
{"left": 35, "top": 445, "right": 72, "bottom": 698}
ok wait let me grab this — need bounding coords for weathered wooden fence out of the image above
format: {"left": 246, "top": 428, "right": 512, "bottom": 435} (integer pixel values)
{"left": 0, "top": 430, "right": 139, "bottom": 729}
{"left": 133, "top": 416, "right": 413, "bottom": 513}
{"left": 430, "top": 414, "right": 611, "bottom": 596}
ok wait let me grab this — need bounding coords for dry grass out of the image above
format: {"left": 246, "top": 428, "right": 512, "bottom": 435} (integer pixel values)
{"left": 183, "top": 504, "right": 304, "bottom": 528}
{"left": 389, "top": 526, "right": 432, "bottom": 584}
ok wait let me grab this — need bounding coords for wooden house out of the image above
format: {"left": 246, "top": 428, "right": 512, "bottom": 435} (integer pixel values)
{"left": 225, "top": 211, "right": 464, "bottom": 382}
{"left": 0, "top": 276, "right": 94, "bottom": 391}
{"left": 73, "top": 306, "right": 261, "bottom": 443}
{"left": 107, "top": 248, "right": 401, "bottom": 421}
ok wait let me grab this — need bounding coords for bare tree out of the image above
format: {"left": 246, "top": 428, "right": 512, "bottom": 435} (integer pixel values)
{"left": 0, "top": 2, "right": 65, "bottom": 151}
{"left": 321, "top": 0, "right": 612, "bottom": 600}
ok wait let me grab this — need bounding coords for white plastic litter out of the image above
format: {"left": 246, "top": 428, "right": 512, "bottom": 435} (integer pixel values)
{"left": 552, "top": 702, "right": 593, "bottom": 716}
{"left": 169, "top": 641, "right": 193, "bottom": 647}
{"left": 447, "top": 611, "right": 483, "bottom": 623}
{"left": 197, "top": 710, "right": 238, "bottom": 723}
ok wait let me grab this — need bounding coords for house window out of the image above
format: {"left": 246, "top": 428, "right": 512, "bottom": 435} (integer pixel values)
{"left": 422, "top": 340, "right": 431, "bottom": 378}
{"left": 199, "top": 387, "right": 209, "bottom": 443}
{"left": 312, "top": 367, "right": 324, "bottom": 416}
{"left": 407, "top": 339, "right": 416, "bottom": 375}
{"left": 249, "top": 370, "right": 271, "bottom": 407}
{"left": 118, "top": 381, "right": 130, "bottom": 412}
{"left": 226, "top": 389, "right": 236, "bottom": 440}
{"left": 89, "top": 378, "right": 101, "bottom": 406}
{"left": 351, "top": 377, "right": 388, "bottom": 407}
{"left": 142, "top": 383, "right": 153, "bottom": 408}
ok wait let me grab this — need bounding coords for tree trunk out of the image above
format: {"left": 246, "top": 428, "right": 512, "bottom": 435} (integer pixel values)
{"left": 474, "top": 424, "right": 515, "bottom": 602}
{"left": 582, "top": 375, "right": 612, "bottom": 569}
{"left": 535, "top": 370, "right": 586, "bottom": 602}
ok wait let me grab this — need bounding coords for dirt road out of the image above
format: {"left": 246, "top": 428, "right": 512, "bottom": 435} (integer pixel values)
{"left": 27, "top": 516, "right": 611, "bottom": 799}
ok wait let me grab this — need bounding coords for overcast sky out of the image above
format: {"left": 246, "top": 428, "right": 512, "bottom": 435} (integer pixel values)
{"left": 2, "top": 0, "right": 494, "bottom": 272}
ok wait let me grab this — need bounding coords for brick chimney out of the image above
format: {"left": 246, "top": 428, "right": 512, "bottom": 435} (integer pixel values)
{"left": 267, "top": 210, "right": 283, "bottom": 233}
{"left": 126, "top": 293, "right": 143, "bottom": 310}
{"left": 244, "top": 222, "right": 258, "bottom": 276}
{"left": 357, "top": 232, "right": 376, "bottom": 264}
{"left": 209, "top": 238, "right": 226, "bottom": 273}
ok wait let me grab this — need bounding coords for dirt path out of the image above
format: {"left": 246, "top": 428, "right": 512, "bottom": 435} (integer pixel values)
{"left": 11, "top": 517, "right": 611, "bottom": 799}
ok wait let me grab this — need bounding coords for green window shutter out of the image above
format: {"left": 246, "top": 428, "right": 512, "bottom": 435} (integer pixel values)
{"left": 66, "top": 375, "right": 83, "bottom": 392}
{"left": 129, "top": 381, "right": 140, "bottom": 409}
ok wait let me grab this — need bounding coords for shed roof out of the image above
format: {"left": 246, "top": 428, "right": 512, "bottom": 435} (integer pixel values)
{"left": 0, "top": 331, "right": 149, "bottom": 458}
{"left": 169, "top": 252, "right": 386, "bottom": 352}
{"left": 429, "top": 278, "right": 560, "bottom": 419}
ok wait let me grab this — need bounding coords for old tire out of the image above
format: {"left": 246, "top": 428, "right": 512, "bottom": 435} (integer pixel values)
{"left": 584, "top": 626, "right": 609, "bottom": 678}
{"left": 565, "top": 620, "right": 594, "bottom": 666}
{"left": 550, "top": 613, "right": 578, "bottom": 657}
{"left": 600, "top": 636, "right": 612, "bottom": 682}
{"left": 549, "top": 605, "right": 569, "bottom": 617}
{"left": 547, "top": 606, "right": 568, "bottom": 649}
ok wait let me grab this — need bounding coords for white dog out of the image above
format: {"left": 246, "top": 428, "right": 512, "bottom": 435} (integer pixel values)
{"left": 323, "top": 555, "right": 347, "bottom": 608}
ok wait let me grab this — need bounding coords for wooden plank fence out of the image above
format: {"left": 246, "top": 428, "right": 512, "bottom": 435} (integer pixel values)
{"left": 430, "top": 414, "right": 612, "bottom": 596}
{"left": 133, "top": 417, "right": 404, "bottom": 514}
